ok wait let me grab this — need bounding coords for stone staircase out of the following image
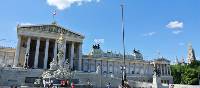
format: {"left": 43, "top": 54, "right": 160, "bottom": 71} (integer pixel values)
{"left": 0, "top": 67, "right": 44, "bottom": 86}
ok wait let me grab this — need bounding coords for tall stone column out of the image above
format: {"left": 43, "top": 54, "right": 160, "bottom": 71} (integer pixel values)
{"left": 148, "top": 64, "right": 150, "bottom": 75}
{"left": 44, "top": 39, "right": 49, "bottom": 69}
{"left": 164, "top": 64, "right": 166, "bottom": 76}
{"left": 34, "top": 38, "right": 40, "bottom": 68}
{"left": 89, "top": 59, "right": 91, "bottom": 72}
{"left": 14, "top": 35, "right": 21, "bottom": 67}
{"left": 128, "top": 62, "right": 130, "bottom": 74}
{"left": 113, "top": 61, "right": 115, "bottom": 74}
{"left": 78, "top": 43, "right": 82, "bottom": 70}
{"left": 101, "top": 60, "right": 103, "bottom": 74}
{"left": 106, "top": 60, "right": 108, "bottom": 73}
{"left": 160, "top": 64, "right": 163, "bottom": 76}
{"left": 143, "top": 64, "right": 145, "bottom": 75}
{"left": 133, "top": 63, "right": 135, "bottom": 74}
{"left": 144, "top": 64, "right": 146, "bottom": 75}
{"left": 53, "top": 40, "right": 57, "bottom": 61}
{"left": 166, "top": 65, "right": 169, "bottom": 75}
{"left": 63, "top": 40, "right": 67, "bottom": 63}
{"left": 95, "top": 59, "right": 97, "bottom": 71}
{"left": 70, "top": 42, "right": 74, "bottom": 69}
{"left": 24, "top": 37, "right": 31, "bottom": 67}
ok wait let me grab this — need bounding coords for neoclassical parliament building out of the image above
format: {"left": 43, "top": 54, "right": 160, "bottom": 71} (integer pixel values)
{"left": 13, "top": 23, "right": 84, "bottom": 70}
{"left": 0, "top": 23, "right": 173, "bottom": 87}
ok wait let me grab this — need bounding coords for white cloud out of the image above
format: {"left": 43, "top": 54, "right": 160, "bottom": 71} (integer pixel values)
{"left": 47, "top": 0, "right": 100, "bottom": 10}
{"left": 172, "top": 30, "right": 182, "bottom": 34}
{"left": 143, "top": 32, "right": 156, "bottom": 37}
{"left": 166, "top": 21, "right": 183, "bottom": 29}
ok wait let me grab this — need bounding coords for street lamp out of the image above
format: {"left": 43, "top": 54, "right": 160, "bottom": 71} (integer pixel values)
{"left": 120, "top": 3, "right": 127, "bottom": 87}
{"left": 198, "top": 72, "right": 200, "bottom": 85}
{"left": 121, "top": 65, "right": 126, "bottom": 86}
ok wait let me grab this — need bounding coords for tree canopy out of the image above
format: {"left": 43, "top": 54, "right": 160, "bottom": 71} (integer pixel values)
{"left": 171, "top": 60, "right": 200, "bottom": 85}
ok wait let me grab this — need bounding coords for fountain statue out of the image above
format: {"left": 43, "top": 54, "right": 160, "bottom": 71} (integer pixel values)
{"left": 42, "top": 32, "right": 74, "bottom": 86}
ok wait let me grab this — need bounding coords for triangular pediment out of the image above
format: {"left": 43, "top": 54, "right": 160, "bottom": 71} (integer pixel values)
{"left": 155, "top": 57, "right": 170, "bottom": 63}
{"left": 17, "top": 24, "right": 84, "bottom": 39}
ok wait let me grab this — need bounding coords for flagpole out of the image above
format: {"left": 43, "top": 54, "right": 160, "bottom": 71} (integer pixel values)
{"left": 53, "top": 14, "right": 55, "bottom": 22}
{"left": 121, "top": 3, "right": 126, "bottom": 87}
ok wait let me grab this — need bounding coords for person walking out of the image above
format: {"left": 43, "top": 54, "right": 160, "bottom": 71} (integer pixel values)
{"left": 106, "top": 82, "right": 111, "bottom": 88}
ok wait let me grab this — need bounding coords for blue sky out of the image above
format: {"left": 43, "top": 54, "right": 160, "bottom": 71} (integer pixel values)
{"left": 0, "top": 0, "right": 200, "bottom": 63}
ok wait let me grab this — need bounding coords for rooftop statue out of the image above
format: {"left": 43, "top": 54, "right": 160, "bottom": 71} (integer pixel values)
{"left": 133, "top": 48, "right": 140, "bottom": 54}
{"left": 92, "top": 44, "right": 100, "bottom": 49}
{"left": 133, "top": 48, "right": 143, "bottom": 60}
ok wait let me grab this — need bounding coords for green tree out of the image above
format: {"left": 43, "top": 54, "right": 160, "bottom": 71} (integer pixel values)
{"left": 171, "top": 60, "right": 200, "bottom": 85}
{"left": 182, "top": 68, "right": 198, "bottom": 85}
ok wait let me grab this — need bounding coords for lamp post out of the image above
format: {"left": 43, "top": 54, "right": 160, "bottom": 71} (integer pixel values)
{"left": 198, "top": 73, "right": 200, "bottom": 85}
{"left": 120, "top": 3, "right": 127, "bottom": 87}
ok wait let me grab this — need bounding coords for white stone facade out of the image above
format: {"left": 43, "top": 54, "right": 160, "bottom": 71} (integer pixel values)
{"left": 13, "top": 24, "right": 84, "bottom": 70}
{"left": 0, "top": 23, "right": 174, "bottom": 87}
{"left": 0, "top": 46, "right": 15, "bottom": 67}
{"left": 82, "top": 46, "right": 173, "bottom": 84}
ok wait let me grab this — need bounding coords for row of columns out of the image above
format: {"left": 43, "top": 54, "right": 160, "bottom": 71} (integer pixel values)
{"left": 14, "top": 36, "right": 82, "bottom": 70}
{"left": 156, "top": 64, "right": 171, "bottom": 76}
{"left": 83, "top": 59, "right": 153, "bottom": 75}
{"left": 82, "top": 60, "right": 172, "bottom": 76}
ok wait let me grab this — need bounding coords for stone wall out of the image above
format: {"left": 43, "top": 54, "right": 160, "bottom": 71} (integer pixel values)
{"left": 0, "top": 67, "right": 174, "bottom": 88}
{"left": 169, "top": 84, "right": 200, "bottom": 88}
{"left": 74, "top": 72, "right": 169, "bottom": 88}
{"left": 0, "top": 67, "right": 44, "bottom": 86}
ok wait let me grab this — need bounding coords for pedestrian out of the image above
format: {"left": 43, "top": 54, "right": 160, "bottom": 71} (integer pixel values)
{"left": 106, "top": 82, "right": 111, "bottom": 88}
{"left": 43, "top": 80, "right": 46, "bottom": 87}
{"left": 71, "top": 82, "right": 75, "bottom": 88}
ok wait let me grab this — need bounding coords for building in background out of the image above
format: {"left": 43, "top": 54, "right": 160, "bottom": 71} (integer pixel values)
{"left": 175, "top": 56, "right": 186, "bottom": 65}
{"left": 187, "top": 43, "right": 196, "bottom": 64}
{"left": 82, "top": 44, "right": 173, "bottom": 84}
{"left": 0, "top": 46, "right": 15, "bottom": 67}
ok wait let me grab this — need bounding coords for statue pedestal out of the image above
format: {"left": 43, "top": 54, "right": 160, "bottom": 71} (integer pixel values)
{"left": 152, "top": 75, "right": 162, "bottom": 88}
